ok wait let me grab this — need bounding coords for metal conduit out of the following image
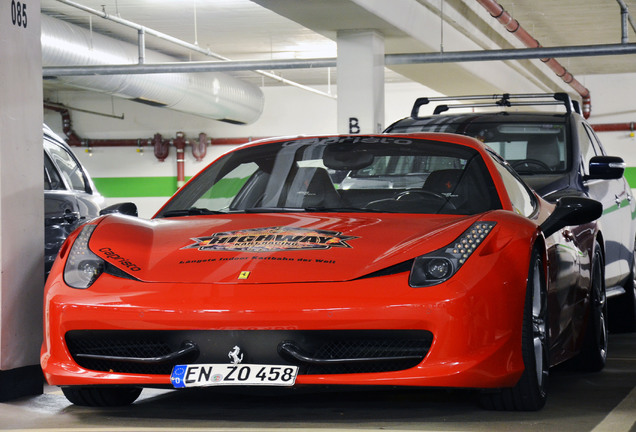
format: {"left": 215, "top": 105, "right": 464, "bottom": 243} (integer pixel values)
{"left": 43, "top": 43, "right": 636, "bottom": 76}
{"left": 617, "top": 0, "right": 636, "bottom": 44}
{"left": 475, "top": 0, "right": 592, "bottom": 118}
{"left": 47, "top": 0, "right": 636, "bottom": 115}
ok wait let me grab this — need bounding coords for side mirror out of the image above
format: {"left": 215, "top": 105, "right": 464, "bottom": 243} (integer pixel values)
{"left": 587, "top": 156, "right": 625, "bottom": 180}
{"left": 540, "top": 196, "right": 602, "bottom": 238}
{"left": 99, "top": 202, "right": 138, "bottom": 217}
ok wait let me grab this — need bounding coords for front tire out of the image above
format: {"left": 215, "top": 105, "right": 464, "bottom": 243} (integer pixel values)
{"left": 575, "top": 243, "right": 608, "bottom": 371}
{"left": 61, "top": 386, "right": 142, "bottom": 407}
{"left": 480, "top": 248, "right": 548, "bottom": 411}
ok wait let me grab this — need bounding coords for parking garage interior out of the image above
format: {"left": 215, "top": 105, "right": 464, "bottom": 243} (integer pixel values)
{"left": 1, "top": 0, "right": 636, "bottom": 430}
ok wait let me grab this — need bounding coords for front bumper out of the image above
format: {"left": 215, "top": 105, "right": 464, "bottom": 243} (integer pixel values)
{"left": 41, "top": 249, "right": 529, "bottom": 390}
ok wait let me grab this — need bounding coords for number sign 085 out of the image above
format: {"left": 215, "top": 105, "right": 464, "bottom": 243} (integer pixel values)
{"left": 11, "top": 1, "right": 27, "bottom": 28}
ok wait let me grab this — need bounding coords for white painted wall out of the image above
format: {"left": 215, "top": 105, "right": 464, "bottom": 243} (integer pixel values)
{"left": 44, "top": 75, "right": 636, "bottom": 219}
{"left": 580, "top": 73, "right": 636, "bottom": 164}
{"left": 44, "top": 81, "right": 438, "bottom": 217}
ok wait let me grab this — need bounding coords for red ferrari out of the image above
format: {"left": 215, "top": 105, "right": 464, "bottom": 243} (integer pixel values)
{"left": 41, "top": 133, "right": 605, "bottom": 411}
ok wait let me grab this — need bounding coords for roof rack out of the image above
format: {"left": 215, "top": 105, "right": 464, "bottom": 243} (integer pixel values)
{"left": 410, "top": 93, "right": 579, "bottom": 118}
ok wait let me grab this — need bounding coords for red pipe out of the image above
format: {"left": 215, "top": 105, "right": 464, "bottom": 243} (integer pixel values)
{"left": 173, "top": 132, "right": 187, "bottom": 187}
{"left": 209, "top": 137, "right": 263, "bottom": 145}
{"left": 43, "top": 103, "right": 83, "bottom": 146}
{"left": 591, "top": 122, "right": 636, "bottom": 134}
{"left": 476, "top": 0, "right": 592, "bottom": 118}
{"left": 192, "top": 133, "right": 207, "bottom": 161}
{"left": 153, "top": 133, "right": 169, "bottom": 161}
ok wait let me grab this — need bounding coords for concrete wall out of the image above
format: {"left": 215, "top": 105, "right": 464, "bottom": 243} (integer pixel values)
{"left": 0, "top": 0, "right": 44, "bottom": 400}
{"left": 44, "top": 76, "right": 636, "bottom": 218}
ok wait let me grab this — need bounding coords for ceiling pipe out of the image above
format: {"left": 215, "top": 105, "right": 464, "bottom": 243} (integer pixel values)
{"left": 43, "top": 43, "right": 636, "bottom": 76}
{"left": 52, "top": 0, "right": 335, "bottom": 100}
{"left": 42, "top": 14, "right": 264, "bottom": 124}
{"left": 475, "top": 0, "right": 592, "bottom": 118}
{"left": 617, "top": 0, "right": 636, "bottom": 43}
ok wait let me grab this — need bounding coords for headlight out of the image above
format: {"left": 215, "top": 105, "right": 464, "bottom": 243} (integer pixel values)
{"left": 409, "top": 221, "right": 496, "bottom": 287}
{"left": 64, "top": 224, "right": 105, "bottom": 289}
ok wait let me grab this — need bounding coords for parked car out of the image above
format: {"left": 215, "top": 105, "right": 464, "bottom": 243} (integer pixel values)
{"left": 384, "top": 93, "right": 636, "bottom": 333}
{"left": 42, "top": 133, "right": 604, "bottom": 411}
{"left": 44, "top": 124, "right": 103, "bottom": 274}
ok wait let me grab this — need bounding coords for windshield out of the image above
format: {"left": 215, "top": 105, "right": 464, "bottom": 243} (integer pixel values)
{"left": 387, "top": 119, "right": 568, "bottom": 175}
{"left": 156, "top": 136, "right": 502, "bottom": 217}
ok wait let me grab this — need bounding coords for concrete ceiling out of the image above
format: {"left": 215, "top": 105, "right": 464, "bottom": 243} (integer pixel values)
{"left": 41, "top": 0, "right": 636, "bottom": 101}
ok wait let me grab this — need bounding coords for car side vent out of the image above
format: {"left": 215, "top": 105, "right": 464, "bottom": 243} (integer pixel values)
{"left": 357, "top": 259, "right": 414, "bottom": 280}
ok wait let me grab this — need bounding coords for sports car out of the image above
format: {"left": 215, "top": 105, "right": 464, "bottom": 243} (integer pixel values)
{"left": 41, "top": 133, "right": 604, "bottom": 411}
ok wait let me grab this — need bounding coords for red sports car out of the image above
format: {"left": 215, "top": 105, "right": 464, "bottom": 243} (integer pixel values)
{"left": 41, "top": 133, "right": 604, "bottom": 411}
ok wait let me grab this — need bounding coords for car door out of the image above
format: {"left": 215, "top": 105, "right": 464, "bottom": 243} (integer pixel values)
{"left": 490, "top": 153, "right": 585, "bottom": 359}
{"left": 44, "top": 148, "right": 80, "bottom": 273}
{"left": 579, "top": 121, "right": 633, "bottom": 287}
{"left": 43, "top": 137, "right": 100, "bottom": 273}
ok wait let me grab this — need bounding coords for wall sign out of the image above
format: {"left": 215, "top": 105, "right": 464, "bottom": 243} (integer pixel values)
{"left": 348, "top": 117, "right": 360, "bottom": 134}
{"left": 10, "top": 1, "right": 27, "bottom": 28}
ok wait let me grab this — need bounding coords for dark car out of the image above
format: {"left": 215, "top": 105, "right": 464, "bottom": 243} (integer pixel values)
{"left": 385, "top": 93, "right": 636, "bottom": 332}
{"left": 44, "top": 124, "right": 103, "bottom": 274}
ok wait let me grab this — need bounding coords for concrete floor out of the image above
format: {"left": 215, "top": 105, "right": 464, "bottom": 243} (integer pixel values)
{"left": 1, "top": 334, "right": 635, "bottom": 432}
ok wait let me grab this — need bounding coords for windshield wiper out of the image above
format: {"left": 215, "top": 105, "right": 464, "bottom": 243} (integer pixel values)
{"left": 160, "top": 207, "right": 226, "bottom": 217}
{"left": 303, "top": 207, "right": 388, "bottom": 213}
{"left": 243, "top": 207, "right": 305, "bottom": 213}
{"left": 243, "top": 206, "right": 384, "bottom": 213}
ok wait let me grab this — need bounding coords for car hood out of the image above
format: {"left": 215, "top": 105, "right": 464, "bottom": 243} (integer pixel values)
{"left": 88, "top": 213, "right": 483, "bottom": 284}
{"left": 520, "top": 174, "right": 571, "bottom": 201}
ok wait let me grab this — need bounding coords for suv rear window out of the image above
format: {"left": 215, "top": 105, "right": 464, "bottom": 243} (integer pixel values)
{"left": 388, "top": 120, "right": 568, "bottom": 175}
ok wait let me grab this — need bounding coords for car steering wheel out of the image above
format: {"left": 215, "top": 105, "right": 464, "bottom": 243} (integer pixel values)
{"left": 511, "top": 159, "right": 552, "bottom": 172}
{"left": 394, "top": 190, "right": 456, "bottom": 209}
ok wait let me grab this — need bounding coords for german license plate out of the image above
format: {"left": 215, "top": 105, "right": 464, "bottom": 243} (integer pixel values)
{"left": 170, "top": 364, "right": 299, "bottom": 388}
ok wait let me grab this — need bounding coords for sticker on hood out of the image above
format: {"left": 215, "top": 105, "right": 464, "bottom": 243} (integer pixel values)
{"left": 183, "top": 226, "right": 358, "bottom": 252}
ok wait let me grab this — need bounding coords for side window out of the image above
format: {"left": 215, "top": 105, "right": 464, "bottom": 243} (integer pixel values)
{"left": 490, "top": 154, "right": 536, "bottom": 217}
{"left": 583, "top": 123, "right": 606, "bottom": 156}
{"left": 44, "top": 140, "right": 87, "bottom": 192}
{"left": 44, "top": 152, "right": 65, "bottom": 191}
{"left": 577, "top": 121, "right": 597, "bottom": 176}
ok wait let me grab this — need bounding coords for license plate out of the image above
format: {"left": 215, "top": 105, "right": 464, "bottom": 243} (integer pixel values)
{"left": 170, "top": 364, "right": 299, "bottom": 388}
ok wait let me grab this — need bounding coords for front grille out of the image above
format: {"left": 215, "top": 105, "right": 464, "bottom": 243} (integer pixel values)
{"left": 65, "top": 330, "right": 433, "bottom": 376}
{"left": 65, "top": 334, "right": 179, "bottom": 375}
{"left": 306, "top": 339, "right": 431, "bottom": 374}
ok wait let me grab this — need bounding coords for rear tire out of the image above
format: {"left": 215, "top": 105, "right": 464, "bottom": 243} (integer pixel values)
{"left": 575, "top": 243, "right": 608, "bottom": 371}
{"left": 62, "top": 386, "right": 142, "bottom": 407}
{"left": 480, "top": 248, "right": 548, "bottom": 411}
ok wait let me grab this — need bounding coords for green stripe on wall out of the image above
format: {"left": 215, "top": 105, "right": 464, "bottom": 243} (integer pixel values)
{"left": 93, "top": 176, "right": 247, "bottom": 198}
{"left": 93, "top": 176, "right": 191, "bottom": 197}
{"left": 95, "top": 168, "right": 636, "bottom": 199}
{"left": 625, "top": 167, "right": 636, "bottom": 189}
{"left": 200, "top": 177, "right": 249, "bottom": 199}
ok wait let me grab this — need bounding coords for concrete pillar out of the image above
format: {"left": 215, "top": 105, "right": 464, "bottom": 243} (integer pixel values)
{"left": 0, "top": 0, "right": 44, "bottom": 400}
{"left": 337, "top": 30, "right": 385, "bottom": 134}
